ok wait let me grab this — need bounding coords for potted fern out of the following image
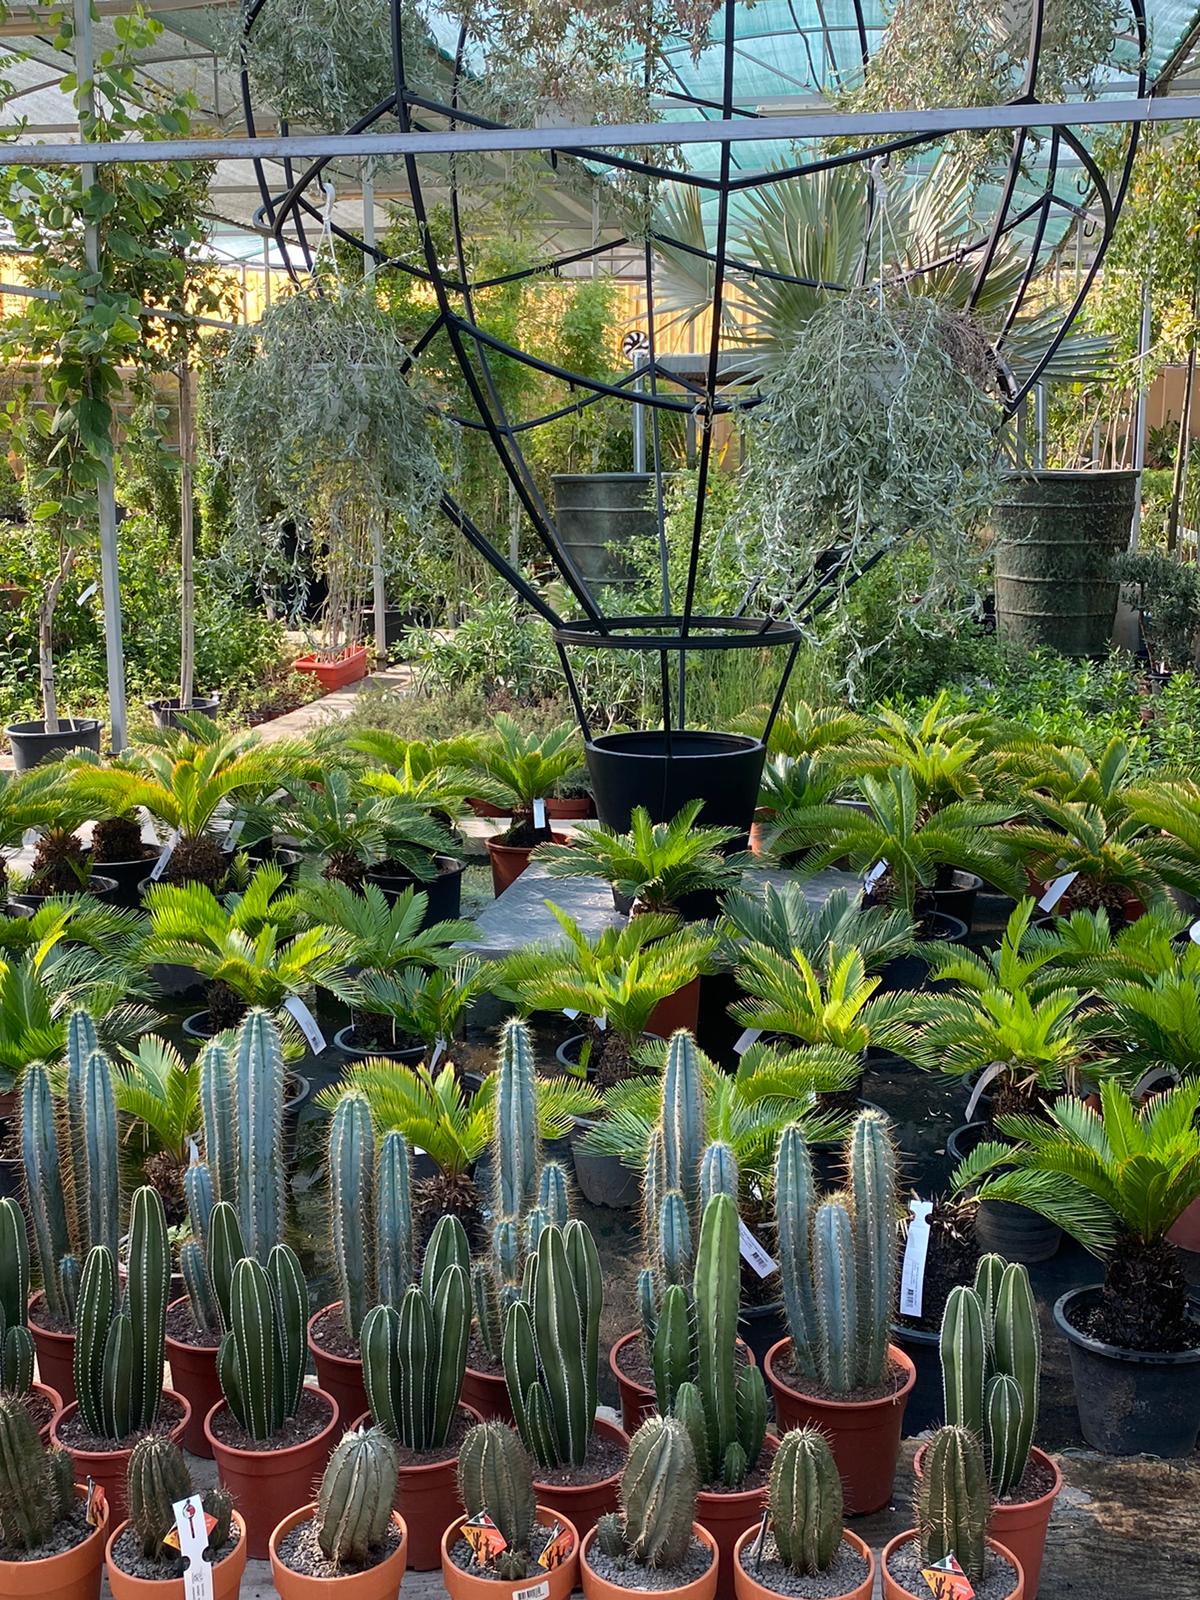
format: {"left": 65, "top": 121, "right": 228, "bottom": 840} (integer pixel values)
{"left": 0, "top": 1394, "right": 109, "bottom": 1600}
{"left": 105, "top": 1434, "right": 246, "bottom": 1600}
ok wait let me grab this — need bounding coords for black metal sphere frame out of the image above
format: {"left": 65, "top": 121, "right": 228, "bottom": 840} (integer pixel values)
{"left": 239, "top": 0, "right": 1148, "bottom": 742}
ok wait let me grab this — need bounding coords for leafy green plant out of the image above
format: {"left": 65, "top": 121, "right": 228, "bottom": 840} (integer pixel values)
{"left": 112, "top": 1033, "right": 202, "bottom": 1190}
{"left": 731, "top": 945, "right": 918, "bottom": 1060}
{"left": 293, "top": 879, "right": 475, "bottom": 972}
{"left": 338, "top": 960, "right": 491, "bottom": 1055}
{"left": 1114, "top": 552, "right": 1200, "bottom": 672}
{"left": 718, "top": 884, "right": 914, "bottom": 974}
{"left": 0, "top": 768, "right": 65, "bottom": 904}
{"left": 469, "top": 714, "right": 583, "bottom": 845}
{"left": 280, "top": 768, "right": 455, "bottom": 887}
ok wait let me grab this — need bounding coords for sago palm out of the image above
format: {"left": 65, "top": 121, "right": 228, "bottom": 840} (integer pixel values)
{"left": 469, "top": 713, "right": 583, "bottom": 818}
{"left": 0, "top": 895, "right": 147, "bottom": 961}
{"left": 718, "top": 883, "right": 914, "bottom": 974}
{"left": 917, "top": 898, "right": 1070, "bottom": 1005}
{"left": 337, "top": 959, "right": 491, "bottom": 1054}
{"left": 0, "top": 766, "right": 65, "bottom": 902}
{"left": 281, "top": 768, "right": 455, "bottom": 885}
{"left": 1124, "top": 776, "right": 1200, "bottom": 885}
{"left": 731, "top": 944, "right": 919, "bottom": 1058}
{"left": 845, "top": 693, "right": 1028, "bottom": 812}
{"left": 292, "top": 878, "right": 474, "bottom": 972}
{"left": 1093, "top": 970, "right": 1200, "bottom": 1089}
{"left": 1005, "top": 795, "right": 1200, "bottom": 915}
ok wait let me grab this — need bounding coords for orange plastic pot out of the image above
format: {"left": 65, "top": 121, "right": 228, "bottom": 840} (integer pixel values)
{"left": 51, "top": 1391, "right": 190, "bottom": 1527}
{"left": 205, "top": 1387, "right": 338, "bottom": 1561}
{"left": 352, "top": 1402, "right": 482, "bottom": 1571}
{"left": 28, "top": 1292, "right": 76, "bottom": 1405}
{"left": 582, "top": 1519, "right": 717, "bottom": 1600}
{"left": 732, "top": 1526, "right": 874, "bottom": 1600}
{"left": 441, "top": 1506, "right": 579, "bottom": 1600}
{"left": 646, "top": 978, "right": 701, "bottom": 1039}
{"left": 32, "top": 1379, "right": 63, "bottom": 1443}
{"left": 0, "top": 1483, "right": 108, "bottom": 1600}
{"left": 764, "top": 1339, "right": 914, "bottom": 1514}
{"left": 913, "top": 1444, "right": 1060, "bottom": 1600}
{"left": 105, "top": 1512, "right": 248, "bottom": 1600}
{"left": 270, "top": 1505, "right": 407, "bottom": 1600}
{"left": 881, "top": 1531, "right": 1023, "bottom": 1600}
{"left": 308, "top": 1303, "right": 368, "bottom": 1429}
{"left": 486, "top": 833, "right": 567, "bottom": 896}
{"left": 292, "top": 646, "right": 369, "bottom": 691}
{"left": 695, "top": 1434, "right": 778, "bottom": 1600}
{"left": 545, "top": 796, "right": 594, "bottom": 821}
{"left": 533, "top": 1415, "right": 628, "bottom": 1534}
{"left": 460, "top": 1364, "right": 514, "bottom": 1424}
{"left": 164, "top": 1299, "right": 219, "bottom": 1458}
{"left": 609, "top": 1332, "right": 757, "bottom": 1437}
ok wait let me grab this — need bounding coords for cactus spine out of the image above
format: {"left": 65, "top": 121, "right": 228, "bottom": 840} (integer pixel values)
{"left": 216, "top": 1245, "right": 307, "bottom": 1443}
{"left": 457, "top": 1421, "right": 536, "bottom": 1571}
{"left": 661, "top": 1033, "right": 704, "bottom": 1215}
{"left": 613, "top": 1415, "right": 698, "bottom": 1568}
{"left": 0, "top": 1199, "right": 32, "bottom": 1397}
{"left": 329, "top": 1092, "right": 373, "bottom": 1341}
{"left": 315, "top": 1427, "right": 399, "bottom": 1566}
{"left": 917, "top": 1426, "right": 990, "bottom": 1584}
{"left": 769, "top": 1427, "right": 843, "bottom": 1575}
{"left": 234, "top": 1011, "right": 287, "bottom": 1264}
{"left": 494, "top": 1019, "right": 540, "bottom": 1219}
{"left": 775, "top": 1126, "right": 818, "bottom": 1382}
{"left": 127, "top": 1185, "right": 170, "bottom": 1431}
{"left": 0, "top": 1394, "right": 75, "bottom": 1551}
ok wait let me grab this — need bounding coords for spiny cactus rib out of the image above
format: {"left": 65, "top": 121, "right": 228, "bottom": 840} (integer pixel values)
{"left": 699, "top": 1141, "right": 738, "bottom": 1207}
{"left": 494, "top": 1020, "right": 539, "bottom": 1219}
{"left": 199, "top": 1041, "right": 236, "bottom": 1205}
{"left": 64, "top": 1014, "right": 94, "bottom": 1254}
{"left": 672, "top": 1381, "right": 709, "bottom": 1483}
{"left": 538, "top": 1162, "right": 569, "bottom": 1228}
{"left": 127, "top": 1433, "right": 192, "bottom": 1561}
{"left": 268, "top": 1245, "right": 308, "bottom": 1423}
{"left": 694, "top": 1192, "right": 739, "bottom": 1482}
{"left": 184, "top": 1159, "right": 214, "bottom": 1247}
{"left": 1, "top": 1327, "right": 33, "bottom": 1396}
{"left": 770, "top": 1427, "right": 843, "bottom": 1576}
{"left": 812, "top": 1200, "right": 856, "bottom": 1396}
{"left": 917, "top": 1426, "right": 989, "bottom": 1585}
{"left": 775, "top": 1125, "right": 819, "bottom": 1382}
{"left": 0, "top": 1199, "right": 29, "bottom": 1338}
{"left": 621, "top": 1415, "right": 698, "bottom": 1568}
{"left": 20, "top": 1066, "right": 70, "bottom": 1322}
{"left": 661, "top": 1033, "right": 704, "bottom": 1215}
{"left": 81, "top": 1050, "right": 121, "bottom": 1263}
{"left": 181, "top": 1240, "right": 218, "bottom": 1338}
{"left": 329, "top": 1092, "right": 375, "bottom": 1340}
{"left": 941, "top": 1285, "right": 987, "bottom": 1441}
{"left": 127, "top": 1185, "right": 169, "bottom": 1431}
{"left": 206, "top": 1201, "right": 245, "bottom": 1336}
{"left": 235, "top": 1011, "right": 287, "bottom": 1263}
{"left": 985, "top": 1374, "right": 1025, "bottom": 1499}
{"left": 993, "top": 1263, "right": 1039, "bottom": 1489}
{"left": 651, "top": 1284, "right": 692, "bottom": 1419}
{"left": 457, "top": 1421, "right": 536, "bottom": 1554}
{"left": 74, "top": 1245, "right": 117, "bottom": 1438}
{"left": 361, "top": 1304, "right": 402, "bottom": 1442}
{"left": 657, "top": 1191, "right": 692, "bottom": 1287}
{"left": 375, "top": 1133, "right": 413, "bottom": 1309}
{"left": 223, "top": 1257, "right": 278, "bottom": 1441}
{"left": 849, "top": 1110, "right": 898, "bottom": 1389}
{"left": 315, "top": 1427, "right": 399, "bottom": 1566}
{"left": 0, "top": 1393, "right": 73, "bottom": 1550}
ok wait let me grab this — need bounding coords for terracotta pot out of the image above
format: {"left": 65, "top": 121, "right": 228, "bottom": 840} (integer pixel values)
{"left": 913, "top": 1445, "right": 1060, "bottom": 1600}
{"left": 545, "top": 796, "right": 594, "bottom": 821}
{"left": 460, "top": 1363, "right": 514, "bottom": 1424}
{"left": 270, "top": 1504, "right": 407, "bottom": 1600}
{"left": 105, "top": 1512, "right": 248, "bottom": 1600}
{"left": 163, "top": 1299, "right": 219, "bottom": 1458}
{"left": 352, "top": 1402, "right": 482, "bottom": 1571}
{"left": 764, "top": 1339, "right": 914, "bottom": 1515}
{"left": 204, "top": 1387, "right": 339, "bottom": 1561}
{"left": 609, "top": 1332, "right": 758, "bottom": 1437}
{"left": 307, "top": 1303, "right": 368, "bottom": 1428}
{"left": 292, "top": 646, "right": 369, "bottom": 691}
{"left": 31, "top": 1379, "right": 64, "bottom": 1443}
{"left": 1168, "top": 1193, "right": 1200, "bottom": 1253}
{"left": 441, "top": 1506, "right": 579, "bottom": 1600}
{"left": 583, "top": 1519, "right": 717, "bottom": 1600}
{"left": 533, "top": 1415, "right": 628, "bottom": 1534}
{"left": 28, "top": 1292, "right": 76, "bottom": 1406}
{"left": 646, "top": 977, "right": 702, "bottom": 1039}
{"left": 695, "top": 1434, "right": 778, "bottom": 1600}
{"left": 486, "top": 833, "right": 567, "bottom": 897}
{"left": 748, "top": 809, "right": 776, "bottom": 858}
{"left": 732, "top": 1525, "right": 874, "bottom": 1600}
{"left": 0, "top": 1482, "right": 108, "bottom": 1600}
{"left": 881, "top": 1531, "right": 1024, "bottom": 1600}
{"left": 51, "top": 1391, "right": 190, "bottom": 1527}
{"left": 468, "top": 798, "right": 509, "bottom": 819}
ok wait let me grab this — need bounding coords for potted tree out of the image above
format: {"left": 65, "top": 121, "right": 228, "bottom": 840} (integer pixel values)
{"left": 583, "top": 1416, "right": 718, "bottom": 1600}
{"left": 1114, "top": 550, "right": 1200, "bottom": 683}
{"left": 269, "top": 1427, "right": 408, "bottom": 1600}
{"left": 441, "top": 1421, "right": 580, "bottom": 1600}
{"left": 732, "top": 1428, "right": 874, "bottom": 1600}
{"left": 469, "top": 717, "right": 584, "bottom": 895}
{"left": 0, "top": 1394, "right": 109, "bottom": 1600}
{"left": 105, "top": 1434, "right": 245, "bottom": 1600}
{"left": 765, "top": 1114, "right": 915, "bottom": 1516}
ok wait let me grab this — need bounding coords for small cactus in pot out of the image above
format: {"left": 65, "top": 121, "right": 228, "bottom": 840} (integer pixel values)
{"left": 592, "top": 1415, "right": 700, "bottom": 1573}
{"left": 456, "top": 1420, "right": 543, "bottom": 1581}
{"left": 0, "top": 1393, "right": 77, "bottom": 1553}
{"left": 314, "top": 1427, "right": 401, "bottom": 1567}
{"left": 915, "top": 1426, "right": 992, "bottom": 1586}
{"left": 120, "top": 1433, "right": 236, "bottom": 1567}
{"left": 764, "top": 1427, "right": 844, "bottom": 1576}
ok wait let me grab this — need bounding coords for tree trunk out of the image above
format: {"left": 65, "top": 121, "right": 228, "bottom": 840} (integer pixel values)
{"left": 178, "top": 362, "right": 196, "bottom": 706}
{"left": 38, "top": 542, "right": 75, "bottom": 734}
{"left": 371, "top": 514, "right": 387, "bottom": 666}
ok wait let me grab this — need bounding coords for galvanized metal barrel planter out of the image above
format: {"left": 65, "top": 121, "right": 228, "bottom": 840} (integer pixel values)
{"left": 551, "top": 473, "right": 658, "bottom": 590}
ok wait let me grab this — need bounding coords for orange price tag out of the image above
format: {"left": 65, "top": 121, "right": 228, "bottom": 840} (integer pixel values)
{"left": 538, "top": 1521, "right": 573, "bottom": 1571}
{"left": 463, "top": 1512, "right": 508, "bottom": 1566}
{"left": 85, "top": 1480, "right": 107, "bottom": 1528}
{"left": 163, "top": 1509, "right": 217, "bottom": 1552}
{"left": 921, "top": 1555, "right": 976, "bottom": 1600}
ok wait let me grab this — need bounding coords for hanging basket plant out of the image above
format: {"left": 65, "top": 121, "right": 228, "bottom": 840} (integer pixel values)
{"left": 205, "top": 284, "right": 444, "bottom": 656}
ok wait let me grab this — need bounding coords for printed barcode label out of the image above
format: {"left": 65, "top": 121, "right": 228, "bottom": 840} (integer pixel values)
{"left": 149, "top": 832, "right": 178, "bottom": 881}
{"left": 514, "top": 1582, "right": 550, "bottom": 1600}
{"left": 222, "top": 816, "right": 246, "bottom": 853}
{"left": 532, "top": 798, "right": 547, "bottom": 828}
{"left": 900, "top": 1199, "right": 934, "bottom": 1318}
{"left": 738, "top": 1218, "right": 778, "bottom": 1278}
{"left": 282, "top": 996, "right": 327, "bottom": 1055}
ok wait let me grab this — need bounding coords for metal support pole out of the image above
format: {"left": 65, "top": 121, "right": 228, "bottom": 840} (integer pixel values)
{"left": 1114, "top": 276, "right": 1154, "bottom": 651}
{"left": 1034, "top": 383, "right": 1047, "bottom": 468}
{"left": 361, "top": 161, "right": 387, "bottom": 665}
{"left": 74, "top": 0, "right": 127, "bottom": 751}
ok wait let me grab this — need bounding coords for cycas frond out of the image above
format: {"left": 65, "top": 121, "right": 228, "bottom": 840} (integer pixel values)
{"left": 113, "top": 1035, "right": 200, "bottom": 1160}
{"left": 718, "top": 883, "right": 914, "bottom": 973}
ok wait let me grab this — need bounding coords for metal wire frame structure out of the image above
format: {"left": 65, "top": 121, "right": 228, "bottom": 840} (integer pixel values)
{"left": 236, "top": 0, "right": 1148, "bottom": 760}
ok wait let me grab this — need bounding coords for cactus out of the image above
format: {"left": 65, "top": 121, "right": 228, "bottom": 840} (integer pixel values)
{"left": 315, "top": 1427, "right": 400, "bottom": 1567}
{"left": 940, "top": 1257, "right": 1040, "bottom": 1497}
{"left": 457, "top": 1421, "right": 537, "bottom": 1567}
{"left": 361, "top": 1215, "right": 470, "bottom": 1452}
{"left": 198, "top": 1040, "right": 236, "bottom": 1204}
{"left": 0, "top": 1394, "right": 75, "bottom": 1551}
{"left": 699, "top": 1141, "right": 738, "bottom": 1207}
{"left": 849, "top": 1111, "right": 898, "bottom": 1388}
{"left": 75, "top": 1048, "right": 121, "bottom": 1264}
{"left": 812, "top": 1199, "right": 856, "bottom": 1395}
{"left": 126, "top": 1433, "right": 233, "bottom": 1563}
{"left": 621, "top": 1415, "right": 698, "bottom": 1567}
{"left": 128, "top": 1185, "right": 170, "bottom": 1432}
{"left": 504, "top": 1220, "right": 601, "bottom": 1470}
{"left": 769, "top": 1427, "right": 843, "bottom": 1575}
{"left": 329, "top": 1092, "right": 374, "bottom": 1341}
{"left": 234, "top": 1011, "right": 288, "bottom": 1264}
{"left": 917, "top": 1426, "right": 990, "bottom": 1584}
{"left": 0, "top": 1199, "right": 32, "bottom": 1396}
{"left": 375, "top": 1132, "right": 414, "bottom": 1310}
{"left": 21, "top": 1064, "right": 71, "bottom": 1322}
{"left": 206, "top": 1201, "right": 246, "bottom": 1336}
{"left": 660, "top": 1033, "right": 704, "bottom": 1215}
{"left": 775, "top": 1126, "right": 819, "bottom": 1383}
{"left": 494, "top": 1019, "right": 540, "bottom": 1219}
{"left": 216, "top": 1245, "right": 308, "bottom": 1443}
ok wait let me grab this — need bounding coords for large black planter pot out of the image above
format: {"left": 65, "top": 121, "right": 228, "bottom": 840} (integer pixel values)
{"left": 332, "top": 1024, "right": 425, "bottom": 1065}
{"left": 364, "top": 854, "right": 465, "bottom": 924}
{"left": 585, "top": 729, "right": 766, "bottom": 839}
{"left": 947, "top": 1122, "right": 1062, "bottom": 1264}
{"left": 891, "top": 1322, "right": 943, "bottom": 1435}
{"left": 5, "top": 717, "right": 101, "bottom": 771}
{"left": 10, "top": 875, "right": 118, "bottom": 914}
{"left": 876, "top": 913, "right": 968, "bottom": 994}
{"left": 90, "top": 854, "right": 157, "bottom": 910}
{"left": 738, "top": 1300, "right": 787, "bottom": 1371}
{"left": 1054, "top": 1286, "right": 1200, "bottom": 1456}
{"left": 931, "top": 873, "right": 983, "bottom": 931}
{"left": 147, "top": 694, "right": 220, "bottom": 730}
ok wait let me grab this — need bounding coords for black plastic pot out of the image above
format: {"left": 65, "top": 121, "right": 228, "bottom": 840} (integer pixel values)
{"left": 0, "top": 1152, "right": 22, "bottom": 1202}
{"left": 357, "top": 606, "right": 409, "bottom": 649}
{"left": 90, "top": 854, "right": 157, "bottom": 909}
{"left": 147, "top": 694, "right": 220, "bottom": 730}
{"left": 876, "top": 913, "right": 968, "bottom": 993}
{"left": 364, "top": 853, "right": 465, "bottom": 924}
{"left": 931, "top": 873, "right": 983, "bottom": 931}
{"left": 585, "top": 729, "right": 766, "bottom": 838}
{"left": 891, "top": 1322, "right": 943, "bottom": 1434}
{"left": 569, "top": 1116, "right": 640, "bottom": 1208}
{"left": 10, "top": 874, "right": 117, "bottom": 913}
{"left": 1054, "top": 1286, "right": 1200, "bottom": 1456}
{"left": 738, "top": 1300, "right": 786, "bottom": 1370}
{"left": 332, "top": 1023, "right": 426, "bottom": 1065}
{"left": 947, "top": 1122, "right": 1062, "bottom": 1264}
{"left": 5, "top": 717, "right": 101, "bottom": 771}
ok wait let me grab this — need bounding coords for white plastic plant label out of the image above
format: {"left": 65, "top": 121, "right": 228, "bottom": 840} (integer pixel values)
{"left": 1038, "top": 871, "right": 1078, "bottom": 912}
{"left": 532, "top": 797, "right": 547, "bottom": 828}
{"left": 282, "top": 995, "right": 327, "bottom": 1054}
{"left": 222, "top": 816, "right": 246, "bottom": 853}
{"left": 596, "top": 1013, "right": 607, "bottom": 1031}
{"left": 738, "top": 1218, "right": 778, "bottom": 1278}
{"left": 562, "top": 1008, "right": 580, "bottom": 1020}
{"left": 513, "top": 1583, "right": 550, "bottom": 1600}
{"left": 428, "top": 1036, "right": 447, "bottom": 1070}
{"left": 171, "top": 1494, "right": 215, "bottom": 1600}
{"left": 899, "top": 1199, "right": 934, "bottom": 1318}
{"left": 1191, "top": 917, "right": 1200, "bottom": 946}
{"left": 149, "top": 831, "right": 178, "bottom": 881}
{"left": 863, "top": 859, "right": 888, "bottom": 892}
{"left": 76, "top": 581, "right": 99, "bottom": 606}
{"left": 733, "top": 1027, "right": 763, "bottom": 1055}
{"left": 964, "top": 1061, "right": 1005, "bottom": 1125}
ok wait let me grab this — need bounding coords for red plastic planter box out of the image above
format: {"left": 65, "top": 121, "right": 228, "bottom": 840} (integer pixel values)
{"left": 292, "top": 644, "right": 369, "bottom": 690}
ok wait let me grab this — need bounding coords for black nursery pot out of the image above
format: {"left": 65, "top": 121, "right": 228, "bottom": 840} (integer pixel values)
{"left": 364, "top": 853, "right": 465, "bottom": 924}
{"left": 875, "top": 913, "right": 968, "bottom": 993}
{"left": 947, "top": 1122, "right": 1062, "bottom": 1264}
{"left": 5, "top": 717, "right": 101, "bottom": 771}
{"left": 90, "top": 854, "right": 157, "bottom": 910}
{"left": 1055, "top": 1286, "right": 1200, "bottom": 1456}
{"left": 585, "top": 729, "right": 766, "bottom": 838}
{"left": 10, "top": 874, "right": 118, "bottom": 914}
{"left": 737, "top": 1300, "right": 787, "bottom": 1370}
{"left": 147, "top": 693, "right": 221, "bottom": 730}
{"left": 931, "top": 872, "right": 983, "bottom": 931}
{"left": 891, "top": 1322, "right": 943, "bottom": 1434}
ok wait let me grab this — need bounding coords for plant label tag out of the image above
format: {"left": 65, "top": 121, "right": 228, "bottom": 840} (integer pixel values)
{"left": 596, "top": 1013, "right": 607, "bottom": 1031}
{"left": 282, "top": 995, "right": 327, "bottom": 1054}
{"left": 538, "top": 1521, "right": 573, "bottom": 1571}
{"left": 172, "top": 1495, "right": 216, "bottom": 1600}
{"left": 964, "top": 1061, "right": 1005, "bottom": 1124}
{"left": 738, "top": 1218, "right": 778, "bottom": 1278}
{"left": 562, "top": 1008, "right": 580, "bottom": 1020}
{"left": 187, "top": 1136, "right": 201, "bottom": 1165}
{"left": 514, "top": 1584, "right": 550, "bottom": 1600}
{"left": 1038, "top": 871, "right": 1078, "bottom": 912}
{"left": 267, "top": 788, "right": 289, "bottom": 804}
{"left": 85, "top": 1477, "right": 106, "bottom": 1527}
{"left": 1190, "top": 918, "right": 1200, "bottom": 945}
{"left": 532, "top": 798, "right": 547, "bottom": 828}
{"left": 222, "top": 816, "right": 246, "bottom": 853}
{"left": 149, "top": 831, "right": 178, "bottom": 881}
{"left": 463, "top": 1512, "right": 507, "bottom": 1565}
{"left": 863, "top": 859, "right": 888, "bottom": 892}
{"left": 76, "top": 581, "right": 98, "bottom": 606}
{"left": 900, "top": 1199, "right": 934, "bottom": 1318}
{"left": 429, "top": 1036, "right": 447, "bottom": 1070}
{"left": 921, "top": 1553, "right": 975, "bottom": 1600}
{"left": 747, "top": 1509, "right": 770, "bottom": 1571}
{"left": 734, "top": 1027, "right": 762, "bottom": 1055}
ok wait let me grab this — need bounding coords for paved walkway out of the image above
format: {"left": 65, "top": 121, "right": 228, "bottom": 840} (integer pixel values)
{"left": 253, "top": 663, "right": 415, "bottom": 741}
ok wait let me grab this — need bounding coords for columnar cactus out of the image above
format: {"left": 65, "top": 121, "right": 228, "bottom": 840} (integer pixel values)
{"left": 21, "top": 1063, "right": 72, "bottom": 1322}
{"left": 0, "top": 1199, "right": 32, "bottom": 1396}
{"left": 661, "top": 1032, "right": 704, "bottom": 1214}
{"left": 198, "top": 1040, "right": 236, "bottom": 1203}
{"left": 940, "top": 1256, "right": 1040, "bottom": 1496}
{"left": 233, "top": 1011, "right": 287, "bottom": 1265}
{"left": 613, "top": 1415, "right": 698, "bottom": 1568}
{"left": 315, "top": 1427, "right": 400, "bottom": 1567}
{"left": 74, "top": 1186, "right": 169, "bottom": 1440}
{"left": 458, "top": 1421, "right": 537, "bottom": 1579}
{"left": 503, "top": 1220, "right": 601, "bottom": 1470}
{"left": 361, "top": 1215, "right": 470, "bottom": 1452}
{"left": 375, "top": 1132, "right": 414, "bottom": 1311}
{"left": 775, "top": 1126, "right": 818, "bottom": 1378}
{"left": 71, "top": 1042, "right": 121, "bottom": 1264}
{"left": 769, "top": 1427, "right": 843, "bottom": 1575}
{"left": 494, "top": 1019, "right": 541, "bottom": 1219}
{"left": 329, "top": 1092, "right": 374, "bottom": 1341}
{"left": 0, "top": 1394, "right": 75, "bottom": 1551}
{"left": 126, "top": 1433, "right": 234, "bottom": 1563}
{"left": 850, "top": 1111, "right": 899, "bottom": 1387}
{"left": 216, "top": 1245, "right": 307, "bottom": 1443}
{"left": 917, "top": 1425, "right": 990, "bottom": 1584}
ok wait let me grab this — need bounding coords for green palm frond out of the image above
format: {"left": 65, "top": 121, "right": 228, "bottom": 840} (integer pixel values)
{"left": 718, "top": 883, "right": 914, "bottom": 974}
{"left": 340, "top": 959, "right": 491, "bottom": 1047}
{"left": 113, "top": 1034, "right": 200, "bottom": 1161}
{"left": 292, "top": 878, "right": 474, "bottom": 970}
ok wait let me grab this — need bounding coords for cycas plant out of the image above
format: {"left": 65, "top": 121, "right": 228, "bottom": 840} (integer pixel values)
{"left": 1093, "top": 969, "right": 1200, "bottom": 1089}
{"left": 1124, "top": 776, "right": 1200, "bottom": 880}
{"left": 718, "top": 884, "right": 914, "bottom": 974}
{"left": 537, "top": 800, "right": 748, "bottom": 916}
{"left": 337, "top": 959, "right": 491, "bottom": 1057}
{"left": 280, "top": 768, "right": 455, "bottom": 887}
{"left": 468, "top": 714, "right": 583, "bottom": 845}
{"left": 112, "top": 1034, "right": 203, "bottom": 1213}
{"left": 293, "top": 879, "right": 475, "bottom": 973}
{"left": 844, "top": 691, "right": 1031, "bottom": 811}
{"left": 0, "top": 767, "right": 64, "bottom": 905}
{"left": 952, "top": 1077, "right": 1200, "bottom": 1351}
{"left": 751, "top": 700, "right": 868, "bottom": 760}
{"left": 731, "top": 945, "right": 919, "bottom": 1060}
{"left": 0, "top": 895, "right": 147, "bottom": 961}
